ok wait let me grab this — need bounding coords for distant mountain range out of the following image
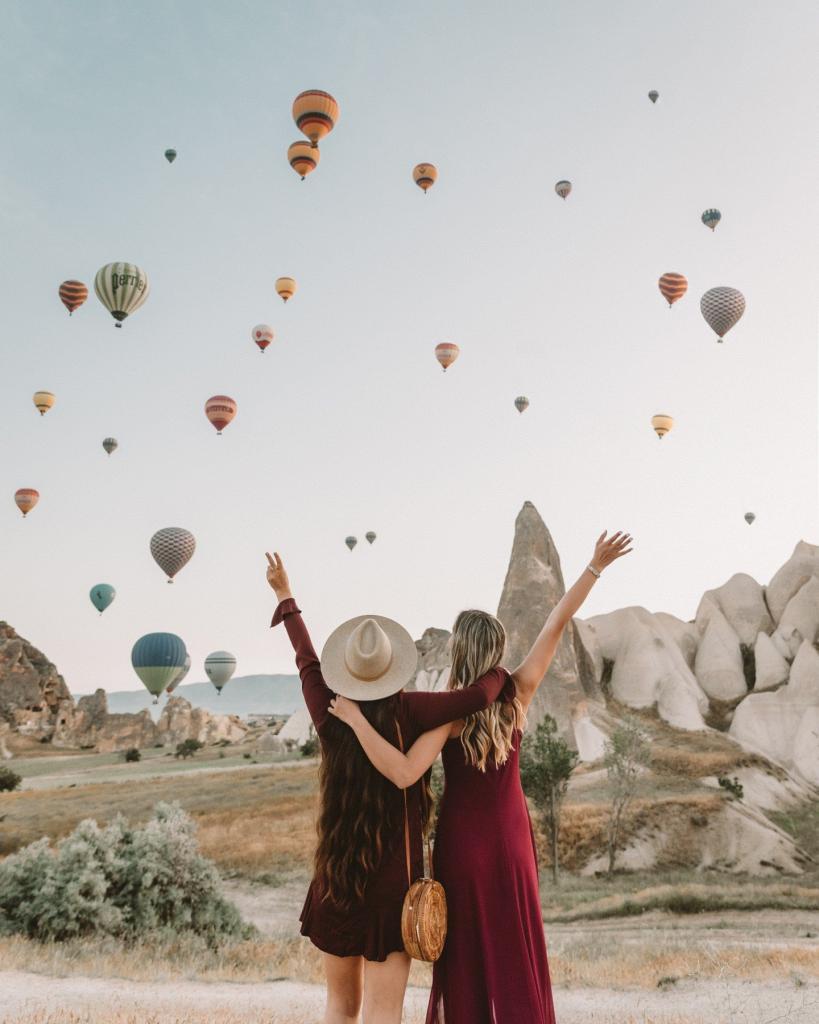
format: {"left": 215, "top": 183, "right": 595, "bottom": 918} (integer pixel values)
{"left": 76, "top": 674, "right": 302, "bottom": 720}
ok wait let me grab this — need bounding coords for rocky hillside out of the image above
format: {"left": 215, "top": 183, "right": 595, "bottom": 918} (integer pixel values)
{"left": 0, "top": 623, "right": 248, "bottom": 755}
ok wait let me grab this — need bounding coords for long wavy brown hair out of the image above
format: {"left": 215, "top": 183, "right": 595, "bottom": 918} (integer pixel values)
{"left": 314, "top": 695, "right": 432, "bottom": 909}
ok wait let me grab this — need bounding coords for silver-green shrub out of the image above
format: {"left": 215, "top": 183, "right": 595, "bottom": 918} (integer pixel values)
{"left": 0, "top": 802, "right": 245, "bottom": 944}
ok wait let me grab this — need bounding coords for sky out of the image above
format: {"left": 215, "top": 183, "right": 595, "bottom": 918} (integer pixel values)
{"left": 1, "top": 0, "right": 817, "bottom": 695}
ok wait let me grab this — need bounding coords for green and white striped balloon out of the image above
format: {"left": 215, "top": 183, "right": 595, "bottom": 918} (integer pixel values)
{"left": 94, "top": 262, "right": 150, "bottom": 327}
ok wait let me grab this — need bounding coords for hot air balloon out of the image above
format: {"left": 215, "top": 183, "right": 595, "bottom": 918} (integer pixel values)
{"left": 275, "top": 277, "right": 297, "bottom": 302}
{"left": 131, "top": 633, "right": 187, "bottom": 703}
{"left": 59, "top": 280, "right": 88, "bottom": 315}
{"left": 514, "top": 396, "right": 530, "bottom": 414}
{"left": 205, "top": 651, "right": 237, "bottom": 694}
{"left": 205, "top": 395, "right": 237, "bottom": 434}
{"left": 293, "top": 90, "right": 339, "bottom": 147}
{"left": 648, "top": 90, "right": 659, "bottom": 103}
{"left": 555, "top": 180, "right": 572, "bottom": 199}
{"left": 251, "top": 325, "right": 274, "bottom": 353}
{"left": 288, "top": 141, "right": 320, "bottom": 179}
{"left": 651, "top": 414, "right": 674, "bottom": 439}
{"left": 102, "top": 437, "right": 118, "bottom": 455}
{"left": 413, "top": 164, "right": 437, "bottom": 193}
{"left": 345, "top": 536, "right": 357, "bottom": 552}
{"left": 90, "top": 584, "right": 116, "bottom": 615}
{"left": 33, "top": 391, "right": 55, "bottom": 416}
{"left": 744, "top": 512, "right": 756, "bottom": 525}
{"left": 702, "top": 208, "right": 721, "bottom": 231}
{"left": 14, "top": 488, "right": 39, "bottom": 517}
{"left": 94, "top": 263, "right": 150, "bottom": 327}
{"left": 700, "top": 287, "right": 745, "bottom": 342}
{"left": 150, "top": 527, "right": 196, "bottom": 583}
{"left": 435, "top": 342, "right": 460, "bottom": 372}
{"left": 365, "top": 531, "right": 377, "bottom": 545}
{"left": 164, "top": 149, "right": 177, "bottom": 163}
{"left": 658, "top": 273, "right": 688, "bottom": 308}
{"left": 167, "top": 652, "right": 191, "bottom": 694}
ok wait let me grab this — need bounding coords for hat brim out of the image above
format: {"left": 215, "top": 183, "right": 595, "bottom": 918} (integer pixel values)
{"left": 321, "top": 615, "right": 419, "bottom": 701}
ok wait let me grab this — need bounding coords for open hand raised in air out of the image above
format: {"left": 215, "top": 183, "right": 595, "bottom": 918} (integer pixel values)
{"left": 590, "top": 531, "right": 633, "bottom": 572}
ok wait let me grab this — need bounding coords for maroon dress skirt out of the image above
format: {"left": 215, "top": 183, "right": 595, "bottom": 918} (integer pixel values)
{"left": 427, "top": 701, "right": 556, "bottom": 1022}
{"left": 272, "top": 598, "right": 508, "bottom": 962}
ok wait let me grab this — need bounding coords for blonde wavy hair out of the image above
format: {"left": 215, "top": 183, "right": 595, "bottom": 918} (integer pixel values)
{"left": 448, "top": 610, "right": 526, "bottom": 772}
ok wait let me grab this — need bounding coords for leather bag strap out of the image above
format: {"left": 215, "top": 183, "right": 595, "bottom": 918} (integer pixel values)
{"left": 395, "top": 718, "right": 435, "bottom": 883}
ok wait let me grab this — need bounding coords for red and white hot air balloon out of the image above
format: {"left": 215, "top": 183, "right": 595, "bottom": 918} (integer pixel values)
{"left": 58, "top": 280, "right": 88, "bottom": 315}
{"left": 251, "top": 324, "right": 274, "bottom": 353}
{"left": 658, "top": 272, "right": 688, "bottom": 308}
{"left": 15, "top": 488, "right": 39, "bottom": 517}
{"left": 434, "top": 342, "right": 460, "bottom": 372}
{"left": 205, "top": 395, "right": 237, "bottom": 435}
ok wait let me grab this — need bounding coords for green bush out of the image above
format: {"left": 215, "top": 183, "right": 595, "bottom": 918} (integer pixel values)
{"left": 124, "top": 748, "right": 141, "bottom": 763}
{"left": 0, "top": 766, "right": 22, "bottom": 792}
{"left": 300, "top": 736, "right": 319, "bottom": 757}
{"left": 718, "top": 775, "right": 744, "bottom": 800}
{"left": 175, "top": 739, "right": 203, "bottom": 760}
{"left": 0, "top": 802, "right": 245, "bottom": 944}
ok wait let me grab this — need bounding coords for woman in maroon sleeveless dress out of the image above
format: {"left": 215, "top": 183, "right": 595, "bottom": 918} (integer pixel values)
{"left": 330, "top": 531, "right": 633, "bottom": 1023}
{"left": 265, "top": 552, "right": 511, "bottom": 1024}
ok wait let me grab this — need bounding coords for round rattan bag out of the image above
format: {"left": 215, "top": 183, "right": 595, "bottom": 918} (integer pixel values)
{"left": 401, "top": 877, "right": 447, "bottom": 962}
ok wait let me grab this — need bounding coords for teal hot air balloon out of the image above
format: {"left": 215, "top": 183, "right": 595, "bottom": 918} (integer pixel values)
{"left": 702, "top": 208, "right": 721, "bottom": 231}
{"left": 90, "top": 583, "right": 116, "bottom": 615}
{"left": 131, "top": 632, "right": 187, "bottom": 703}
{"left": 164, "top": 149, "right": 177, "bottom": 164}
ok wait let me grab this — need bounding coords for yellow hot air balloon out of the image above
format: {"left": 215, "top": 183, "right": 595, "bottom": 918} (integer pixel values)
{"left": 651, "top": 413, "right": 674, "bottom": 439}
{"left": 293, "top": 90, "right": 340, "bottom": 147}
{"left": 413, "top": 163, "right": 437, "bottom": 193}
{"left": 288, "top": 141, "right": 320, "bottom": 179}
{"left": 275, "top": 277, "right": 297, "bottom": 302}
{"left": 33, "top": 391, "right": 55, "bottom": 416}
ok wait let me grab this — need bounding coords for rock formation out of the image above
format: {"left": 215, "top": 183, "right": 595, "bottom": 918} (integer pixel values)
{"left": 158, "top": 696, "right": 247, "bottom": 747}
{"left": 0, "top": 622, "right": 73, "bottom": 741}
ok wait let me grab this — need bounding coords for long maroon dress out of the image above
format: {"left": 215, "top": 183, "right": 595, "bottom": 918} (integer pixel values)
{"left": 427, "top": 673, "right": 557, "bottom": 1023}
{"left": 272, "top": 598, "right": 509, "bottom": 962}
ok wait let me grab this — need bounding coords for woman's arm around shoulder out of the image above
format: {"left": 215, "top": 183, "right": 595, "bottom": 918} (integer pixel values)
{"left": 404, "top": 665, "right": 508, "bottom": 731}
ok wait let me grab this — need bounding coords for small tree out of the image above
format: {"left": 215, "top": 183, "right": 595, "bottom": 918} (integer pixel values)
{"left": 603, "top": 717, "right": 651, "bottom": 877}
{"left": 519, "top": 715, "right": 578, "bottom": 884}
{"left": 0, "top": 766, "right": 22, "bottom": 792}
{"left": 300, "top": 724, "right": 318, "bottom": 758}
{"left": 175, "top": 739, "right": 203, "bottom": 760}
{"left": 124, "top": 748, "right": 141, "bottom": 763}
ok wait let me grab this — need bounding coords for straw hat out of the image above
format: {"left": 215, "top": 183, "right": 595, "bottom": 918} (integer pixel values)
{"left": 320, "top": 615, "right": 418, "bottom": 701}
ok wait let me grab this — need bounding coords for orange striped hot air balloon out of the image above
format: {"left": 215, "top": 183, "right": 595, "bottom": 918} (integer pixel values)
{"left": 292, "top": 90, "right": 339, "bottom": 147}
{"left": 275, "top": 277, "right": 297, "bottom": 302}
{"left": 658, "top": 273, "right": 688, "bottom": 308}
{"left": 413, "top": 163, "right": 437, "bottom": 193}
{"left": 288, "top": 141, "right": 320, "bottom": 180}
{"left": 59, "top": 280, "right": 88, "bottom": 315}
{"left": 435, "top": 342, "right": 460, "bottom": 372}
{"left": 205, "top": 395, "right": 237, "bottom": 435}
{"left": 15, "top": 488, "right": 39, "bottom": 517}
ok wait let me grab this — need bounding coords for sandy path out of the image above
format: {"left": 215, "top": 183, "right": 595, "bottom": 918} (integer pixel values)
{"left": 1, "top": 970, "right": 818, "bottom": 1023}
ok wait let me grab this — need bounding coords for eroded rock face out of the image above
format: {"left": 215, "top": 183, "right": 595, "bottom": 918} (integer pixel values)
{"left": 157, "top": 696, "right": 248, "bottom": 747}
{"left": 694, "top": 602, "right": 749, "bottom": 702}
{"left": 765, "top": 541, "right": 819, "bottom": 623}
{"left": 697, "top": 574, "right": 772, "bottom": 647}
{"left": 409, "top": 628, "right": 451, "bottom": 693}
{"left": 0, "top": 623, "right": 72, "bottom": 739}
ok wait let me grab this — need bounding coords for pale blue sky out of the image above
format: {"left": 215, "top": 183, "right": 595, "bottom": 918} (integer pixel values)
{"left": 1, "top": 1, "right": 817, "bottom": 695}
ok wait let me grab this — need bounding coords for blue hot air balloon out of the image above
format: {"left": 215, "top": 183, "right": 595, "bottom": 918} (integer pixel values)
{"left": 90, "top": 584, "right": 116, "bottom": 615}
{"left": 131, "top": 633, "right": 187, "bottom": 703}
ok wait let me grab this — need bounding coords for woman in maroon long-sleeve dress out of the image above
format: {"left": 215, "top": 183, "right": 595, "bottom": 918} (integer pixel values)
{"left": 265, "top": 552, "right": 511, "bottom": 1024}
{"left": 330, "top": 531, "right": 633, "bottom": 1023}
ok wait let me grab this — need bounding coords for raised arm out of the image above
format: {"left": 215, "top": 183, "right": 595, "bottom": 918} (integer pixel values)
{"left": 329, "top": 696, "right": 450, "bottom": 789}
{"left": 512, "top": 531, "right": 632, "bottom": 709}
{"left": 403, "top": 666, "right": 510, "bottom": 731}
{"left": 267, "top": 551, "right": 334, "bottom": 731}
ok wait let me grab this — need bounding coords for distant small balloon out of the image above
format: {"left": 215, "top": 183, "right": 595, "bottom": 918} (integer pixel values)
{"left": 651, "top": 414, "right": 674, "bottom": 439}
{"left": 514, "top": 396, "right": 530, "bottom": 414}
{"left": 33, "top": 391, "right": 55, "bottom": 416}
{"left": 15, "top": 488, "right": 39, "bottom": 517}
{"left": 658, "top": 273, "right": 688, "bottom": 308}
{"left": 744, "top": 512, "right": 756, "bottom": 525}
{"left": 150, "top": 527, "right": 196, "bottom": 583}
{"left": 554, "top": 180, "right": 572, "bottom": 199}
{"left": 365, "top": 531, "right": 377, "bottom": 545}
{"left": 205, "top": 395, "right": 237, "bottom": 434}
{"left": 102, "top": 437, "right": 118, "bottom": 456}
{"left": 345, "top": 535, "right": 358, "bottom": 552}
{"left": 94, "top": 262, "right": 150, "bottom": 327}
{"left": 131, "top": 632, "right": 188, "bottom": 704}
{"left": 90, "top": 584, "right": 116, "bottom": 615}
{"left": 252, "top": 324, "right": 274, "bottom": 353}
{"left": 700, "top": 287, "right": 745, "bottom": 342}
{"left": 648, "top": 90, "right": 659, "bottom": 104}
{"left": 164, "top": 149, "right": 177, "bottom": 163}
{"left": 293, "top": 90, "right": 339, "bottom": 147}
{"left": 205, "top": 651, "right": 237, "bottom": 694}
{"left": 59, "top": 280, "right": 88, "bottom": 315}
{"left": 435, "top": 342, "right": 460, "bottom": 372}
{"left": 413, "top": 163, "right": 437, "bottom": 193}
{"left": 275, "top": 277, "right": 297, "bottom": 302}
{"left": 702, "top": 208, "right": 721, "bottom": 231}
{"left": 288, "top": 140, "right": 320, "bottom": 179}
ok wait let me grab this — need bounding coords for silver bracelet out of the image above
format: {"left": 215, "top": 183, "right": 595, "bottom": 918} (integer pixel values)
{"left": 586, "top": 564, "right": 602, "bottom": 579}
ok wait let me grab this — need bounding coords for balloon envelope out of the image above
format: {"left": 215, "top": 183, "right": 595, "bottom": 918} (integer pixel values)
{"left": 33, "top": 391, "right": 55, "bottom": 416}
{"left": 744, "top": 512, "right": 756, "bottom": 525}
{"left": 413, "top": 163, "right": 437, "bottom": 192}
{"left": 167, "top": 652, "right": 191, "bottom": 693}
{"left": 131, "top": 633, "right": 187, "bottom": 702}
{"left": 205, "top": 651, "right": 237, "bottom": 692}
{"left": 94, "top": 263, "right": 150, "bottom": 327}
{"left": 554, "top": 180, "right": 571, "bottom": 199}
{"left": 252, "top": 325, "right": 274, "bottom": 353}
{"left": 293, "top": 90, "right": 339, "bottom": 146}
{"left": 345, "top": 535, "right": 357, "bottom": 551}
{"left": 275, "top": 277, "right": 297, "bottom": 302}
{"left": 288, "top": 140, "right": 320, "bottom": 179}
{"left": 514, "top": 396, "right": 530, "bottom": 414}
{"left": 651, "top": 414, "right": 674, "bottom": 439}
{"left": 102, "top": 437, "right": 118, "bottom": 455}
{"left": 59, "top": 280, "right": 88, "bottom": 315}
{"left": 90, "top": 584, "right": 116, "bottom": 614}
{"left": 648, "top": 90, "right": 659, "bottom": 103}
{"left": 700, "top": 287, "right": 745, "bottom": 342}
{"left": 702, "top": 208, "right": 721, "bottom": 231}
{"left": 658, "top": 273, "right": 688, "bottom": 307}
{"left": 150, "top": 527, "right": 196, "bottom": 582}
{"left": 15, "top": 488, "right": 39, "bottom": 517}
{"left": 164, "top": 149, "right": 177, "bottom": 163}
{"left": 365, "top": 531, "right": 377, "bottom": 544}
{"left": 435, "top": 342, "right": 460, "bottom": 371}
{"left": 205, "top": 395, "right": 237, "bottom": 433}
